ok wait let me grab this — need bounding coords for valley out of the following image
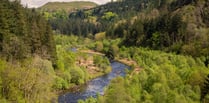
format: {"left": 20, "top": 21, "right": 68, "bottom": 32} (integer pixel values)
{"left": 0, "top": 0, "right": 209, "bottom": 103}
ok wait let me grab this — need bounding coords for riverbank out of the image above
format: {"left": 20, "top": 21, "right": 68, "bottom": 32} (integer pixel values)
{"left": 57, "top": 49, "right": 111, "bottom": 95}
{"left": 58, "top": 61, "right": 129, "bottom": 103}
{"left": 79, "top": 49, "right": 105, "bottom": 56}
{"left": 57, "top": 49, "right": 142, "bottom": 95}
{"left": 115, "top": 58, "right": 141, "bottom": 77}
{"left": 79, "top": 49, "right": 141, "bottom": 76}
{"left": 77, "top": 49, "right": 111, "bottom": 78}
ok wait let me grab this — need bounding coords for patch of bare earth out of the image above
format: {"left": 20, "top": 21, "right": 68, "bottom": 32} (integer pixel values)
{"left": 79, "top": 50, "right": 105, "bottom": 56}
{"left": 76, "top": 56, "right": 100, "bottom": 75}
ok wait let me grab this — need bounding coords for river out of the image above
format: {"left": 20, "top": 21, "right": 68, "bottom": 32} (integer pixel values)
{"left": 58, "top": 61, "right": 129, "bottom": 103}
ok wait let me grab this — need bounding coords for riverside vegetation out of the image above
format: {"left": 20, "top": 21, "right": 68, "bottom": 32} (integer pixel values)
{"left": 79, "top": 46, "right": 209, "bottom": 103}
{"left": 1, "top": 0, "right": 209, "bottom": 103}
{"left": 0, "top": 0, "right": 110, "bottom": 102}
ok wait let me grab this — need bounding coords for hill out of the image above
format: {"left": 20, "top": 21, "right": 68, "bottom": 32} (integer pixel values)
{"left": 39, "top": 1, "right": 98, "bottom": 13}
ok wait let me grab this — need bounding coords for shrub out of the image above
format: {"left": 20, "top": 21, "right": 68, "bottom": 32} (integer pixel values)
{"left": 70, "top": 67, "right": 85, "bottom": 85}
{"left": 110, "top": 44, "right": 119, "bottom": 57}
{"left": 0, "top": 58, "right": 55, "bottom": 102}
{"left": 95, "top": 32, "right": 106, "bottom": 41}
{"left": 53, "top": 76, "right": 68, "bottom": 89}
{"left": 95, "top": 41, "right": 103, "bottom": 52}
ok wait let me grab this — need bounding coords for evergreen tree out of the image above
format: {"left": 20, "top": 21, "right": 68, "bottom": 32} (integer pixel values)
{"left": 0, "top": 0, "right": 56, "bottom": 61}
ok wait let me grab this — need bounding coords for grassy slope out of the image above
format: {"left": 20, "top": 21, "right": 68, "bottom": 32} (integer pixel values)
{"left": 40, "top": 1, "right": 98, "bottom": 12}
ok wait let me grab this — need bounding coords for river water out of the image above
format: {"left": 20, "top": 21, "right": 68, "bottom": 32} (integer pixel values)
{"left": 58, "top": 61, "right": 129, "bottom": 103}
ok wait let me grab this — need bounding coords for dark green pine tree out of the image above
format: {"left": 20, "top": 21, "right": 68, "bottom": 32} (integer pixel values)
{"left": 30, "top": 18, "right": 42, "bottom": 54}
{"left": 0, "top": 0, "right": 56, "bottom": 62}
{"left": 201, "top": 74, "right": 209, "bottom": 101}
{"left": 44, "top": 24, "right": 57, "bottom": 66}
{"left": 0, "top": 0, "right": 11, "bottom": 53}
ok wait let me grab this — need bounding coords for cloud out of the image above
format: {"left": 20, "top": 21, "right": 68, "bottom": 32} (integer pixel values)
{"left": 21, "top": 0, "right": 111, "bottom": 8}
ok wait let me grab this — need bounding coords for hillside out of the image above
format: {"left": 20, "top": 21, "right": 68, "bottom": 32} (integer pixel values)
{"left": 39, "top": 1, "right": 98, "bottom": 13}
{"left": 47, "top": 0, "right": 209, "bottom": 59}
{"left": 1, "top": 0, "right": 209, "bottom": 103}
{"left": 0, "top": 1, "right": 110, "bottom": 102}
{"left": 0, "top": 0, "right": 57, "bottom": 102}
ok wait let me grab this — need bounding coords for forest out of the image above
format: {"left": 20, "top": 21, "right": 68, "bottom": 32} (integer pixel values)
{"left": 0, "top": 1, "right": 111, "bottom": 102}
{"left": 0, "top": 0, "right": 209, "bottom": 103}
{"left": 0, "top": 0, "right": 57, "bottom": 102}
{"left": 44, "top": 0, "right": 209, "bottom": 59}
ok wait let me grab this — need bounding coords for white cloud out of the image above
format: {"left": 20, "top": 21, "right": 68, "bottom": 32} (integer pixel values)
{"left": 21, "top": 0, "right": 111, "bottom": 8}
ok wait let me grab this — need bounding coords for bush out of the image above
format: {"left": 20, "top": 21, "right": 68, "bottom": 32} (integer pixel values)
{"left": 104, "top": 77, "right": 134, "bottom": 103}
{"left": 110, "top": 44, "right": 119, "bottom": 57}
{"left": 93, "top": 56, "right": 110, "bottom": 73}
{"left": 104, "top": 66, "right": 112, "bottom": 74}
{"left": 95, "top": 41, "right": 103, "bottom": 52}
{"left": 0, "top": 57, "right": 55, "bottom": 102}
{"left": 78, "top": 97, "right": 97, "bottom": 103}
{"left": 94, "top": 32, "right": 106, "bottom": 41}
{"left": 53, "top": 76, "right": 68, "bottom": 89}
{"left": 70, "top": 67, "right": 85, "bottom": 85}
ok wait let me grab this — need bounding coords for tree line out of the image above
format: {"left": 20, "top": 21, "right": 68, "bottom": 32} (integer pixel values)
{"left": 106, "top": 0, "right": 209, "bottom": 63}
{"left": 0, "top": 0, "right": 57, "bottom": 102}
{"left": 42, "top": 0, "right": 209, "bottom": 65}
{"left": 0, "top": 0, "right": 56, "bottom": 64}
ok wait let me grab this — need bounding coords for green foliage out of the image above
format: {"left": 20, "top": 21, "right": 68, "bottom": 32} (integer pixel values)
{"left": 101, "top": 12, "right": 118, "bottom": 21}
{"left": 95, "top": 42, "right": 103, "bottom": 52}
{"left": 2, "top": 0, "right": 209, "bottom": 102}
{"left": 0, "top": 57, "right": 55, "bottom": 103}
{"left": 102, "top": 77, "right": 134, "bottom": 103}
{"left": 44, "top": 0, "right": 149, "bottom": 36}
{"left": 91, "top": 47, "right": 209, "bottom": 103}
{"left": 42, "top": 9, "right": 68, "bottom": 20}
{"left": 70, "top": 67, "right": 85, "bottom": 85}
{"left": 201, "top": 73, "right": 209, "bottom": 101}
{"left": 0, "top": 0, "right": 56, "bottom": 64}
{"left": 56, "top": 45, "right": 76, "bottom": 70}
{"left": 110, "top": 44, "right": 119, "bottom": 58}
{"left": 0, "top": 1, "right": 57, "bottom": 102}
{"left": 46, "top": 0, "right": 209, "bottom": 61}
{"left": 53, "top": 76, "right": 69, "bottom": 89}
{"left": 78, "top": 97, "right": 97, "bottom": 103}
{"left": 55, "top": 35, "right": 80, "bottom": 48}
{"left": 93, "top": 55, "right": 111, "bottom": 73}
{"left": 94, "top": 32, "right": 106, "bottom": 41}
{"left": 40, "top": 1, "right": 97, "bottom": 13}
{"left": 54, "top": 35, "right": 94, "bottom": 88}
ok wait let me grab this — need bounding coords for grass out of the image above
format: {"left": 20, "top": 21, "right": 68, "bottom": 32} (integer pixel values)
{"left": 40, "top": 1, "right": 98, "bottom": 12}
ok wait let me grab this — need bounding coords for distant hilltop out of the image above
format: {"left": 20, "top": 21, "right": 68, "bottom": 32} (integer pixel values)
{"left": 39, "top": 1, "right": 98, "bottom": 13}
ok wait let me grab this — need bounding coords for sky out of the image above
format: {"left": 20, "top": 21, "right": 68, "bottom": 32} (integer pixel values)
{"left": 21, "top": 0, "right": 111, "bottom": 8}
